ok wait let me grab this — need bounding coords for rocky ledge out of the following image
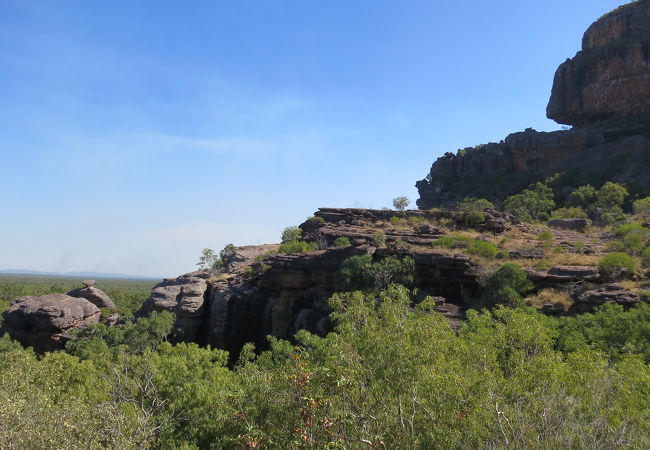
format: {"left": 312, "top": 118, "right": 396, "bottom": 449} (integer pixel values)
{"left": 135, "top": 207, "right": 649, "bottom": 357}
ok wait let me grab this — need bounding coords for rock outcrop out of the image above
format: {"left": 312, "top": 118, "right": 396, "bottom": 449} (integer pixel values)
{"left": 67, "top": 280, "right": 117, "bottom": 309}
{"left": 529, "top": 265, "right": 600, "bottom": 283}
{"left": 0, "top": 294, "right": 100, "bottom": 352}
{"left": 576, "top": 283, "right": 642, "bottom": 312}
{"left": 137, "top": 272, "right": 210, "bottom": 342}
{"left": 416, "top": 1, "right": 650, "bottom": 209}
{"left": 548, "top": 218, "right": 590, "bottom": 233}
{"left": 136, "top": 209, "right": 487, "bottom": 358}
{"left": 547, "top": 1, "right": 650, "bottom": 126}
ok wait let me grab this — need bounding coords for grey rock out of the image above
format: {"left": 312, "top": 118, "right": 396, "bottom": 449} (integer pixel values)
{"left": 508, "top": 249, "right": 545, "bottom": 259}
{"left": 67, "top": 285, "right": 116, "bottom": 309}
{"left": 548, "top": 218, "right": 589, "bottom": 232}
{"left": 577, "top": 284, "right": 642, "bottom": 309}
{"left": 137, "top": 274, "right": 209, "bottom": 342}
{"left": 528, "top": 265, "right": 600, "bottom": 282}
{"left": 0, "top": 293, "right": 100, "bottom": 352}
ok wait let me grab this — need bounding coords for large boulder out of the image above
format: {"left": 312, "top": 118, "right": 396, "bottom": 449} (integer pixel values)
{"left": 137, "top": 273, "right": 209, "bottom": 342}
{"left": 547, "top": 0, "right": 650, "bottom": 127}
{"left": 548, "top": 218, "right": 589, "bottom": 233}
{"left": 0, "top": 293, "right": 100, "bottom": 352}
{"left": 67, "top": 280, "right": 116, "bottom": 309}
{"left": 576, "top": 284, "right": 643, "bottom": 311}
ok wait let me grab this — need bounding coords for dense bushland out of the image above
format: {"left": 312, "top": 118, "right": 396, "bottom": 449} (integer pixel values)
{"left": 2, "top": 284, "right": 650, "bottom": 448}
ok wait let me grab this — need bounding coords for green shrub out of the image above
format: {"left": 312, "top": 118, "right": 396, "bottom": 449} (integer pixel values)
{"left": 504, "top": 181, "right": 555, "bottom": 222}
{"left": 389, "top": 216, "right": 400, "bottom": 224}
{"left": 278, "top": 240, "right": 317, "bottom": 253}
{"left": 196, "top": 244, "right": 234, "bottom": 275}
{"left": 550, "top": 206, "right": 588, "bottom": 219}
{"left": 457, "top": 197, "right": 494, "bottom": 227}
{"left": 388, "top": 239, "right": 411, "bottom": 252}
{"left": 337, "top": 255, "right": 415, "bottom": 291}
{"left": 392, "top": 196, "right": 410, "bottom": 211}
{"left": 614, "top": 223, "right": 648, "bottom": 237}
{"left": 633, "top": 197, "right": 650, "bottom": 217}
{"left": 598, "top": 253, "right": 637, "bottom": 278}
{"left": 467, "top": 240, "right": 498, "bottom": 258}
{"left": 333, "top": 236, "right": 351, "bottom": 247}
{"left": 533, "top": 258, "right": 552, "bottom": 271}
{"left": 537, "top": 231, "right": 554, "bottom": 243}
{"left": 432, "top": 236, "right": 456, "bottom": 248}
{"left": 642, "top": 247, "right": 650, "bottom": 268}
{"left": 371, "top": 231, "right": 386, "bottom": 247}
{"left": 613, "top": 223, "right": 648, "bottom": 255}
{"left": 607, "top": 241, "right": 626, "bottom": 252}
{"left": 281, "top": 226, "right": 302, "bottom": 244}
{"left": 479, "top": 262, "right": 533, "bottom": 308}
{"left": 254, "top": 249, "right": 278, "bottom": 262}
{"left": 596, "top": 182, "right": 628, "bottom": 212}
{"left": 624, "top": 232, "right": 646, "bottom": 255}
{"left": 306, "top": 215, "right": 325, "bottom": 223}
{"left": 568, "top": 184, "right": 597, "bottom": 208}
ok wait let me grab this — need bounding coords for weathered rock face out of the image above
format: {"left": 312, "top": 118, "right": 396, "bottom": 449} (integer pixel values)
{"left": 137, "top": 211, "right": 486, "bottom": 358}
{"left": 576, "top": 283, "right": 642, "bottom": 312}
{"left": 223, "top": 244, "right": 280, "bottom": 274}
{"left": 416, "top": 1, "right": 650, "bottom": 209}
{"left": 67, "top": 283, "right": 116, "bottom": 309}
{"left": 137, "top": 272, "right": 209, "bottom": 342}
{"left": 0, "top": 294, "right": 100, "bottom": 352}
{"left": 548, "top": 1, "right": 650, "bottom": 126}
{"left": 201, "top": 244, "right": 479, "bottom": 359}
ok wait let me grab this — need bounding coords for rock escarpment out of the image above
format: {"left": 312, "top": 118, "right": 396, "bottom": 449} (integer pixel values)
{"left": 0, "top": 294, "right": 100, "bottom": 353}
{"left": 548, "top": 1, "right": 650, "bottom": 126}
{"left": 135, "top": 206, "right": 649, "bottom": 357}
{"left": 417, "top": 0, "right": 650, "bottom": 208}
{"left": 140, "top": 209, "right": 486, "bottom": 358}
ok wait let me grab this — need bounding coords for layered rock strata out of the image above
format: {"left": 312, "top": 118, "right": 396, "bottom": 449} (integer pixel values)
{"left": 548, "top": 0, "right": 650, "bottom": 126}
{"left": 138, "top": 209, "right": 490, "bottom": 357}
{"left": 417, "top": 0, "right": 650, "bottom": 208}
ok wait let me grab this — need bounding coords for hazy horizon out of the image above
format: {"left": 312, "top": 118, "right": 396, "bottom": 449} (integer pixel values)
{"left": 1, "top": 0, "right": 624, "bottom": 277}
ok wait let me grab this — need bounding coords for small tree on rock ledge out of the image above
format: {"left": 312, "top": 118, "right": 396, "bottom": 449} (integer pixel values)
{"left": 392, "top": 196, "right": 410, "bottom": 211}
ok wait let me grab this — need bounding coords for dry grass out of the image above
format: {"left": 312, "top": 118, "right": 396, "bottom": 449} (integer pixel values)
{"left": 617, "top": 280, "right": 639, "bottom": 291}
{"left": 209, "top": 273, "right": 231, "bottom": 283}
{"left": 547, "top": 252, "right": 601, "bottom": 266}
{"left": 525, "top": 288, "right": 574, "bottom": 312}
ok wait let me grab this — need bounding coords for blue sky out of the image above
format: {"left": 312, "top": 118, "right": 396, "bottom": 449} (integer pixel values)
{"left": 1, "top": 0, "right": 625, "bottom": 277}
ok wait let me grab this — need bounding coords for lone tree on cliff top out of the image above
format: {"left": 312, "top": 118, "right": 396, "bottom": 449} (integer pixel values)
{"left": 392, "top": 196, "right": 410, "bottom": 211}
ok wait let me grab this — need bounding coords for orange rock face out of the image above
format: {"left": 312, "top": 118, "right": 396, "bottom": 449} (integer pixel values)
{"left": 547, "top": 0, "right": 650, "bottom": 126}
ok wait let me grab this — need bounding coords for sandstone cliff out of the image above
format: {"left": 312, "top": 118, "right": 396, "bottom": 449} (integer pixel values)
{"left": 417, "top": 0, "right": 650, "bottom": 209}
{"left": 136, "top": 206, "right": 648, "bottom": 359}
